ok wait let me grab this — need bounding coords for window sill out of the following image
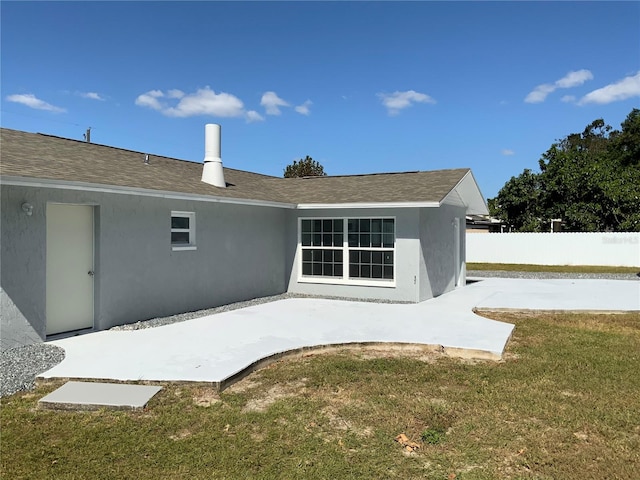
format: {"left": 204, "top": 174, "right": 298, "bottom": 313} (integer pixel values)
{"left": 172, "top": 245, "right": 197, "bottom": 251}
{"left": 298, "top": 276, "right": 396, "bottom": 288}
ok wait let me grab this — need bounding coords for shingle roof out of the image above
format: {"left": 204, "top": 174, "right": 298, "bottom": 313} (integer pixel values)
{"left": 0, "top": 128, "right": 479, "bottom": 208}
{"left": 275, "top": 170, "right": 470, "bottom": 205}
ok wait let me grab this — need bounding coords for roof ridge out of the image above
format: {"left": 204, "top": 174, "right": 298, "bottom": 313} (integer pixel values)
{"left": 283, "top": 167, "right": 469, "bottom": 180}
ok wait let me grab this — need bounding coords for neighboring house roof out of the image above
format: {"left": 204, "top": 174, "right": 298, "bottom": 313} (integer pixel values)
{"left": 0, "top": 128, "right": 489, "bottom": 214}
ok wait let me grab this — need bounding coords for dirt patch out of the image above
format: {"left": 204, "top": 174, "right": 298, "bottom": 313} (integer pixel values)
{"left": 169, "top": 429, "right": 193, "bottom": 441}
{"left": 191, "top": 387, "right": 220, "bottom": 407}
{"left": 304, "top": 344, "right": 450, "bottom": 363}
{"left": 241, "top": 380, "right": 307, "bottom": 413}
{"left": 225, "top": 377, "right": 262, "bottom": 394}
{"left": 321, "top": 405, "right": 352, "bottom": 431}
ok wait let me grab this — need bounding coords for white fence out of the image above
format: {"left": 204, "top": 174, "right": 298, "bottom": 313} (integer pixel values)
{"left": 466, "top": 232, "right": 640, "bottom": 267}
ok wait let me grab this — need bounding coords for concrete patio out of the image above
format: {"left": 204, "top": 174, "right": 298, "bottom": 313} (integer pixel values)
{"left": 39, "top": 278, "right": 640, "bottom": 390}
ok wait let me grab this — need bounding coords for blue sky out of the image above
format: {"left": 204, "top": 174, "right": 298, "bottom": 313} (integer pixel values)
{"left": 2, "top": 1, "right": 639, "bottom": 199}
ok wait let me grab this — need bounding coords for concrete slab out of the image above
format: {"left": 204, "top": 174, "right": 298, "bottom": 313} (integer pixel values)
{"left": 474, "top": 278, "right": 640, "bottom": 313}
{"left": 38, "top": 381, "right": 162, "bottom": 411}
{"left": 38, "top": 278, "right": 639, "bottom": 391}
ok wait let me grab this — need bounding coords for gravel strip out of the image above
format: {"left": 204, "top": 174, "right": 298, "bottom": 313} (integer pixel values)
{"left": 110, "top": 292, "right": 410, "bottom": 332}
{"left": 110, "top": 293, "right": 295, "bottom": 331}
{"left": 467, "top": 270, "right": 639, "bottom": 281}
{"left": 3, "top": 273, "right": 637, "bottom": 398}
{"left": 1, "top": 344, "right": 65, "bottom": 398}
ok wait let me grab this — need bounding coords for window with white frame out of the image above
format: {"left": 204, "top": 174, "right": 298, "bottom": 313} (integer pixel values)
{"left": 171, "top": 211, "right": 196, "bottom": 250}
{"left": 300, "top": 217, "right": 395, "bottom": 284}
{"left": 301, "top": 219, "right": 344, "bottom": 277}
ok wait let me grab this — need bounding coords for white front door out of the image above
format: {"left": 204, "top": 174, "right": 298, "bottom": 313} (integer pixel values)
{"left": 46, "top": 204, "right": 94, "bottom": 335}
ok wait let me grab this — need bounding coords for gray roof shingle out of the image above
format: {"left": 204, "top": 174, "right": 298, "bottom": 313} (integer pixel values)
{"left": 1, "top": 128, "right": 472, "bottom": 206}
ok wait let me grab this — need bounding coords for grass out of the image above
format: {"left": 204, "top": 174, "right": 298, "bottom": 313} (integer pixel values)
{"left": 466, "top": 262, "right": 639, "bottom": 274}
{"left": 2, "top": 312, "right": 639, "bottom": 479}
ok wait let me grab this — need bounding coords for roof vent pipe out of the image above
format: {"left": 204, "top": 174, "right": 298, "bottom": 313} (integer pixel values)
{"left": 201, "top": 123, "right": 226, "bottom": 188}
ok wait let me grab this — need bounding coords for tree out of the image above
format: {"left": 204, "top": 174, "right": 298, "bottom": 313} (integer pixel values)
{"left": 283, "top": 156, "right": 326, "bottom": 178}
{"left": 490, "top": 109, "right": 640, "bottom": 232}
{"left": 536, "top": 119, "right": 612, "bottom": 231}
{"left": 600, "top": 108, "right": 640, "bottom": 230}
{"left": 491, "top": 169, "right": 544, "bottom": 231}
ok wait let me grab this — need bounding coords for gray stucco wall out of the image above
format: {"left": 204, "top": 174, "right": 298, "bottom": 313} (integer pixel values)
{"left": 418, "top": 205, "right": 467, "bottom": 301}
{"left": 285, "top": 208, "right": 421, "bottom": 302}
{"left": 1, "top": 185, "right": 287, "bottom": 350}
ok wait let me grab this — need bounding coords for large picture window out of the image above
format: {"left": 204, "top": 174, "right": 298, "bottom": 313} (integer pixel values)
{"left": 300, "top": 217, "right": 395, "bottom": 285}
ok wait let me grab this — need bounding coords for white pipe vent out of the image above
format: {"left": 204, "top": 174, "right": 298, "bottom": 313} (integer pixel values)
{"left": 201, "top": 123, "right": 226, "bottom": 188}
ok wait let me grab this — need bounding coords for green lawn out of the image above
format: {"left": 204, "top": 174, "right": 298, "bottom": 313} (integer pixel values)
{"left": 2, "top": 312, "right": 639, "bottom": 479}
{"left": 466, "top": 263, "right": 639, "bottom": 274}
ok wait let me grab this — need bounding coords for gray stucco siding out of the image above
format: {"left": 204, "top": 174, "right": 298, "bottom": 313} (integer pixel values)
{"left": 1, "top": 185, "right": 287, "bottom": 350}
{"left": 418, "top": 204, "right": 467, "bottom": 301}
{"left": 2, "top": 185, "right": 52, "bottom": 349}
{"left": 98, "top": 197, "right": 286, "bottom": 328}
{"left": 286, "top": 208, "right": 422, "bottom": 302}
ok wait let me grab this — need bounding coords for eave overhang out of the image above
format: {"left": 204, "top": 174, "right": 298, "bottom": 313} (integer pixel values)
{"left": 0, "top": 176, "right": 297, "bottom": 210}
{"left": 441, "top": 170, "right": 489, "bottom": 215}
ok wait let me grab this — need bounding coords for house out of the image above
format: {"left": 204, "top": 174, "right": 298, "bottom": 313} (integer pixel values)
{"left": 0, "top": 125, "right": 488, "bottom": 351}
{"left": 466, "top": 214, "right": 506, "bottom": 233}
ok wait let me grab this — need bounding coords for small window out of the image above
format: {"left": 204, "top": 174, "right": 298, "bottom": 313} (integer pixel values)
{"left": 171, "top": 211, "right": 196, "bottom": 251}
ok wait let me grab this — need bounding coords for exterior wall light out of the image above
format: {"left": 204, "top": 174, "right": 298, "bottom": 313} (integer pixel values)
{"left": 21, "top": 202, "right": 33, "bottom": 216}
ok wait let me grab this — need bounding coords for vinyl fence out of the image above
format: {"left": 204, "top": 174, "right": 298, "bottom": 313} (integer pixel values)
{"left": 466, "top": 232, "right": 640, "bottom": 267}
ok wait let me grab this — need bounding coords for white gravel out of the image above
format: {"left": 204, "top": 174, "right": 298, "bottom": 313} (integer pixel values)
{"left": 467, "top": 270, "right": 638, "bottom": 281}
{"left": 109, "top": 292, "right": 409, "bottom": 332}
{"left": 2, "top": 272, "right": 637, "bottom": 398}
{"left": 1, "top": 344, "right": 65, "bottom": 398}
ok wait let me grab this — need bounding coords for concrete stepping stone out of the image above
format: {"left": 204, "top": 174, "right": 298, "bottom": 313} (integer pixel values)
{"left": 38, "top": 381, "right": 162, "bottom": 411}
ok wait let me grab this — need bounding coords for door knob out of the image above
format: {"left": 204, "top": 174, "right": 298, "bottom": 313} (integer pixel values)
{"left": 88, "top": 270, "right": 94, "bottom": 276}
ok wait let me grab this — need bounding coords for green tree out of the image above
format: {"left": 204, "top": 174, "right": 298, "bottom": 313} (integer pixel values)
{"left": 490, "top": 109, "right": 640, "bottom": 232}
{"left": 599, "top": 108, "right": 640, "bottom": 230}
{"left": 613, "top": 108, "right": 640, "bottom": 166}
{"left": 283, "top": 156, "right": 326, "bottom": 178}
{"left": 491, "top": 169, "right": 544, "bottom": 231}
{"left": 537, "top": 119, "right": 612, "bottom": 231}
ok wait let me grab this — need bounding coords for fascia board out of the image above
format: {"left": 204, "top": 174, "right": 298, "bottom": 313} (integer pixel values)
{"left": 442, "top": 170, "right": 489, "bottom": 215}
{"left": 295, "top": 201, "right": 441, "bottom": 209}
{"left": 0, "top": 176, "right": 297, "bottom": 209}
{"left": 2, "top": 175, "right": 477, "bottom": 211}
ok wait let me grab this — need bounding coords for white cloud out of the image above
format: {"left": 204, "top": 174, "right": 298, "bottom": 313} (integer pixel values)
{"left": 561, "top": 95, "right": 576, "bottom": 103}
{"left": 524, "top": 84, "right": 555, "bottom": 104}
{"left": 165, "top": 88, "right": 244, "bottom": 118}
{"left": 377, "top": 90, "right": 436, "bottom": 115}
{"left": 6, "top": 93, "right": 66, "bottom": 113}
{"left": 167, "top": 89, "right": 184, "bottom": 99}
{"left": 294, "top": 100, "right": 312, "bottom": 115}
{"left": 501, "top": 149, "right": 515, "bottom": 156}
{"left": 525, "top": 69, "right": 593, "bottom": 103}
{"left": 260, "top": 91, "right": 290, "bottom": 115}
{"left": 135, "top": 87, "right": 245, "bottom": 118}
{"left": 245, "top": 110, "right": 265, "bottom": 123}
{"left": 79, "top": 92, "right": 105, "bottom": 101}
{"left": 555, "top": 69, "right": 593, "bottom": 88}
{"left": 578, "top": 71, "right": 640, "bottom": 105}
{"left": 135, "top": 89, "right": 165, "bottom": 111}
